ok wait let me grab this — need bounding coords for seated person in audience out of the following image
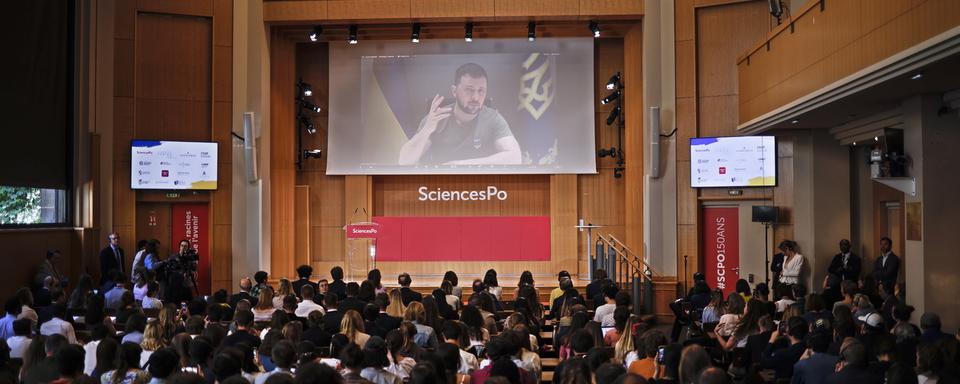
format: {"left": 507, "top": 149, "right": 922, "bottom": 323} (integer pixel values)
{"left": 323, "top": 293, "right": 344, "bottom": 334}
{"left": 255, "top": 340, "right": 296, "bottom": 384}
{"left": 22, "top": 334, "right": 67, "bottom": 384}
{"left": 40, "top": 303, "right": 77, "bottom": 344}
{"left": 715, "top": 293, "right": 745, "bottom": 339}
{"left": 339, "top": 282, "right": 366, "bottom": 316}
{"left": 327, "top": 267, "right": 347, "bottom": 301}
{"left": 146, "top": 348, "right": 180, "bottom": 384}
{"left": 53, "top": 344, "right": 87, "bottom": 384}
{"left": 291, "top": 265, "right": 317, "bottom": 300}
{"left": 185, "top": 315, "right": 205, "bottom": 338}
{"left": 472, "top": 336, "right": 532, "bottom": 384}
{"left": 274, "top": 278, "right": 294, "bottom": 308}
{"left": 468, "top": 291, "right": 498, "bottom": 333}
{"left": 0, "top": 298, "right": 18, "bottom": 340}
{"left": 224, "top": 309, "right": 262, "bottom": 350}
{"left": 603, "top": 306, "right": 632, "bottom": 346}
{"left": 552, "top": 330, "right": 594, "bottom": 384}
{"left": 251, "top": 286, "right": 276, "bottom": 322}
{"left": 918, "top": 312, "right": 953, "bottom": 345}
{"left": 793, "top": 330, "right": 839, "bottom": 384}
{"left": 825, "top": 338, "right": 882, "bottom": 383}
{"left": 404, "top": 301, "right": 439, "bottom": 349}
{"left": 282, "top": 294, "right": 307, "bottom": 327}
{"left": 339, "top": 310, "right": 370, "bottom": 347}
{"left": 230, "top": 277, "right": 260, "bottom": 310}
{"left": 34, "top": 276, "right": 56, "bottom": 307}
{"left": 361, "top": 336, "right": 402, "bottom": 384}
{"left": 716, "top": 299, "right": 765, "bottom": 351}
{"left": 140, "top": 281, "right": 163, "bottom": 310}
{"left": 833, "top": 280, "right": 857, "bottom": 312}
{"left": 302, "top": 310, "right": 331, "bottom": 348}
{"left": 8, "top": 318, "right": 32, "bottom": 359}
{"left": 752, "top": 283, "right": 776, "bottom": 316}
{"left": 549, "top": 278, "right": 581, "bottom": 321}
{"left": 549, "top": 270, "right": 572, "bottom": 307}
{"left": 251, "top": 270, "right": 270, "bottom": 298}
{"left": 296, "top": 284, "right": 326, "bottom": 318}
{"left": 103, "top": 272, "right": 129, "bottom": 310}
{"left": 802, "top": 293, "right": 834, "bottom": 325}
{"left": 121, "top": 312, "right": 147, "bottom": 344}
{"left": 593, "top": 284, "right": 619, "bottom": 327}
{"left": 17, "top": 287, "right": 39, "bottom": 327}
{"left": 629, "top": 329, "right": 668, "bottom": 378}
{"left": 857, "top": 312, "right": 886, "bottom": 361}
{"left": 373, "top": 293, "right": 402, "bottom": 336}
{"left": 759, "top": 316, "right": 808, "bottom": 380}
{"left": 742, "top": 314, "right": 774, "bottom": 367}
{"left": 398, "top": 273, "right": 422, "bottom": 306}
{"left": 701, "top": 289, "right": 723, "bottom": 325}
{"left": 443, "top": 321, "right": 480, "bottom": 374}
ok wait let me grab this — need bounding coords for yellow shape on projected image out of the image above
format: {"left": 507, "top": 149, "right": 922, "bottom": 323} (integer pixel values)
{"left": 362, "top": 75, "right": 408, "bottom": 163}
{"left": 190, "top": 180, "right": 218, "bottom": 190}
{"left": 747, "top": 176, "right": 776, "bottom": 186}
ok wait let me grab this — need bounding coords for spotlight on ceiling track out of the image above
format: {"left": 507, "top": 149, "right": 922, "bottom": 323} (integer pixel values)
{"left": 348, "top": 25, "right": 358, "bottom": 45}
{"left": 528, "top": 22, "right": 536, "bottom": 42}
{"left": 297, "top": 80, "right": 313, "bottom": 97}
{"left": 411, "top": 23, "right": 421, "bottom": 43}
{"left": 605, "top": 73, "right": 621, "bottom": 91}
{"left": 589, "top": 21, "right": 600, "bottom": 38}
{"left": 790, "top": 119, "right": 799, "bottom": 124}
{"left": 303, "top": 149, "right": 322, "bottom": 159}
{"left": 465, "top": 22, "right": 474, "bottom": 42}
{"left": 606, "top": 106, "right": 621, "bottom": 126}
{"left": 309, "top": 25, "right": 322, "bottom": 42}
{"left": 910, "top": 72, "right": 923, "bottom": 80}
{"left": 600, "top": 91, "right": 620, "bottom": 105}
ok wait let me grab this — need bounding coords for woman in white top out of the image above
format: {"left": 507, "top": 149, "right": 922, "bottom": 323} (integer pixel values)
{"left": 778, "top": 240, "right": 804, "bottom": 287}
{"left": 252, "top": 287, "right": 276, "bottom": 322}
{"left": 274, "top": 279, "right": 293, "bottom": 309}
{"left": 443, "top": 271, "right": 463, "bottom": 299}
{"left": 483, "top": 269, "right": 502, "bottom": 301}
{"left": 716, "top": 293, "right": 745, "bottom": 338}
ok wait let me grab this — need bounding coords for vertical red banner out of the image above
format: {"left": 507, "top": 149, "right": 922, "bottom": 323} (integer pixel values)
{"left": 171, "top": 204, "right": 210, "bottom": 295}
{"left": 702, "top": 207, "right": 740, "bottom": 297}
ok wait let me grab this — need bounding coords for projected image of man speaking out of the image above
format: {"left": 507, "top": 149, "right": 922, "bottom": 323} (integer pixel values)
{"left": 398, "top": 63, "right": 521, "bottom": 166}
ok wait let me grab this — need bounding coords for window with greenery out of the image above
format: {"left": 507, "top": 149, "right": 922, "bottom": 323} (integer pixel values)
{"left": 0, "top": 186, "right": 68, "bottom": 225}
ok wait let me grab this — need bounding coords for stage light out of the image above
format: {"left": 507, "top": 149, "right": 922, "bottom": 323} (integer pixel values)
{"left": 303, "top": 149, "right": 322, "bottom": 159}
{"left": 590, "top": 21, "right": 600, "bottom": 38}
{"left": 605, "top": 73, "right": 621, "bottom": 91}
{"left": 300, "top": 116, "right": 316, "bottom": 134}
{"left": 790, "top": 119, "right": 799, "bottom": 124}
{"left": 600, "top": 91, "right": 620, "bottom": 105}
{"left": 911, "top": 72, "right": 923, "bottom": 80}
{"left": 309, "top": 25, "right": 322, "bottom": 42}
{"left": 874, "top": 136, "right": 879, "bottom": 141}
{"left": 606, "top": 106, "right": 621, "bottom": 125}
{"left": 597, "top": 147, "right": 618, "bottom": 157}
{"left": 348, "top": 25, "right": 358, "bottom": 45}
{"left": 528, "top": 22, "right": 536, "bottom": 42}
{"left": 465, "top": 23, "right": 473, "bottom": 42}
{"left": 411, "top": 23, "right": 421, "bottom": 43}
{"left": 297, "top": 80, "right": 313, "bottom": 97}
{"left": 300, "top": 100, "right": 321, "bottom": 113}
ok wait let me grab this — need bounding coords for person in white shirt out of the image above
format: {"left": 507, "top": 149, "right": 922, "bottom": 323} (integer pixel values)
{"left": 39, "top": 304, "right": 78, "bottom": 344}
{"left": 441, "top": 321, "right": 479, "bottom": 374}
{"left": 593, "top": 285, "right": 619, "bottom": 327}
{"left": 360, "top": 337, "right": 402, "bottom": 384}
{"left": 104, "top": 272, "right": 129, "bottom": 310}
{"left": 777, "top": 240, "right": 804, "bottom": 290}
{"left": 130, "top": 240, "right": 148, "bottom": 281}
{"left": 0, "top": 298, "right": 18, "bottom": 340}
{"left": 295, "top": 284, "right": 325, "bottom": 318}
{"left": 7, "top": 318, "right": 32, "bottom": 359}
{"left": 141, "top": 281, "right": 164, "bottom": 310}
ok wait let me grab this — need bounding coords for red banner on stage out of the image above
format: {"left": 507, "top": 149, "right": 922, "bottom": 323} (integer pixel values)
{"left": 172, "top": 204, "right": 210, "bottom": 295}
{"left": 346, "top": 223, "right": 380, "bottom": 239}
{"left": 372, "top": 216, "right": 550, "bottom": 262}
{"left": 702, "top": 207, "right": 740, "bottom": 297}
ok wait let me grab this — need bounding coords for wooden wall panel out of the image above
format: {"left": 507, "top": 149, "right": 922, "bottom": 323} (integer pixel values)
{"left": 295, "top": 186, "right": 312, "bottom": 269}
{"left": 579, "top": 0, "right": 644, "bottom": 17}
{"left": 270, "top": 31, "right": 298, "bottom": 280}
{"left": 136, "top": 14, "right": 213, "bottom": 101}
{"left": 493, "top": 0, "right": 580, "bottom": 18}
{"left": 263, "top": 1, "right": 328, "bottom": 22}
{"left": 551, "top": 174, "right": 579, "bottom": 276}
{"left": 623, "top": 24, "right": 643, "bottom": 259}
{"left": 738, "top": 0, "right": 960, "bottom": 124}
{"left": 411, "top": 0, "right": 495, "bottom": 19}
{"left": 136, "top": 0, "right": 214, "bottom": 17}
{"left": 327, "top": 0, "right": 412, "bottom": 20}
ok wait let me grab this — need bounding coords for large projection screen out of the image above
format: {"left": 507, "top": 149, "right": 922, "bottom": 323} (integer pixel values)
{"left": 327, "top": 38, "right": 596, "bottom": 175}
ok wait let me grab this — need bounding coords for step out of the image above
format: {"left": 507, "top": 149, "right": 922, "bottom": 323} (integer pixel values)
{"left": 541, "top": 358, "right": 559, "bottom": 370}
{"left": 542, "top": 371, "right": 554, "bottom": 383}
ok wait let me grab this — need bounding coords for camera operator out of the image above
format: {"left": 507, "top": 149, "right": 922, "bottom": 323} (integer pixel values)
{"left": 158, "top": 239, "right": 198, "bottom": 303}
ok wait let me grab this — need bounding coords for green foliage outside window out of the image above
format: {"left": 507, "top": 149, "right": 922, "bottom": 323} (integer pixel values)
{"left": 0, "top": 186, "right": 41, "bottom": 224}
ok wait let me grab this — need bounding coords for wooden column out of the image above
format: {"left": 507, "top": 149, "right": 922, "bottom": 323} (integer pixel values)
{"left": 624, "top": 23, "right": 645, "bottom": 260}
{"left": 269, "top": 30, "right": 297, "bottom": 279}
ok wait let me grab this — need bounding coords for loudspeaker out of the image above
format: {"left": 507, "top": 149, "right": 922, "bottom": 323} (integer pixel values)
{"left": 242, "top": 112, "right": 259, "bottom": 182}
{"left": 752, "top": 205, "right": 778, "bottom": 223}
{"left": 650, "top": 106, "right": 661, "bottom": 178}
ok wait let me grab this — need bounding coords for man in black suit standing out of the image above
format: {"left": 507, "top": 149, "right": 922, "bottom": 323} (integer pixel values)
{"left": 292, "top": 265, "right": 318, "bottom": 300}
{"left": 770, "top": 247, "right": 785, "bottom": 294}
{"left": 328, "top": 266, "right": 347, "bottom": 301}
{"left": 827, "top": 239, "right": 861, "bottom": 282}
{"left": 872, "top": 237, "right": 900, "bottom": 294}
{"left": 99, "top": 233, "right": 125, "bottom": 286}
{"left": 398, "top": 273, "right": 422, "bottom": 306}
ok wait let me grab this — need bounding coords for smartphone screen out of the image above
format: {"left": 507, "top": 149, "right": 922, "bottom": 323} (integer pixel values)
{"left": 656, "top": 346, "right": 666, "bottom": 364}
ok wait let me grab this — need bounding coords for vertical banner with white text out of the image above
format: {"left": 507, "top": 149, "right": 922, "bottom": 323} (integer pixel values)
{"left": 702, "top": 207, "right": 740, "bottom": 297}
{"left": 171, "top": 204, "right": 210, "bottom": 295}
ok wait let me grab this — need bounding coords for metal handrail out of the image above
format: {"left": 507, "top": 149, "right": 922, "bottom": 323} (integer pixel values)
{"left": 597, "top": 234, "right": 663, "bottom": 280}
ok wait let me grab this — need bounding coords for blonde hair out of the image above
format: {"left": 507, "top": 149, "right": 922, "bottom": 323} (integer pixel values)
{"left": 340, "top": 310, "right": 365, "bottom": 345}
{"left": 614, "top": 316, "right": 637, "bottom": 364}
{"left": 403, "top": 301, "right": 426, "bottom": 323}
{"left": 277, "top": 278, "right": 293, "bottom": 297}
{"left": 386, "top": 289, "right": 406, "bottom": 318}
{"left": 158, "top": 306, "right": 178, "bottom": 340}
{"left": 142, "top": 321, "right": 166, "bottom": 351}
{"left": 255, "top": 286, "right": 275, "bottom": 311}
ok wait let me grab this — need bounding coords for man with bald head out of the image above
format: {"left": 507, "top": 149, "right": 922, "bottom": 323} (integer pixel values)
{"left": 827, "top": 239, "right": 861, "bottom": 282}
{"left": 229, "top": 277, "right": 259, "bottom": 310}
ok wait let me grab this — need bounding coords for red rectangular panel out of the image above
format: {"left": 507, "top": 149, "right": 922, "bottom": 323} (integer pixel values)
{"left": 372, "top": 216, "right": 550, "bottom": 262}
{"left": 701, "top": 207, "right": 740, "bottom": 297}
{"left": 171, "top": 204, "right": 210, "bottom": 295}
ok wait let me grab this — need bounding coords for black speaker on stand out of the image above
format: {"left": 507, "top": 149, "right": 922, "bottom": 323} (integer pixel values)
{"left": 752, "top": 206, "right": 779, "bottom": 286}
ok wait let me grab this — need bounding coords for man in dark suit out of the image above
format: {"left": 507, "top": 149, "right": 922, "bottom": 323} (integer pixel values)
{"left": 398, "top": 273, "right": 422, "bottom": 306}
{"left": 792, "top": 331, "right": 838, "bottom": 384}
{"left": 373, "top": 293, "right": 401, "bottom": 337}
{"left": 585, "top": 269, "right": 611, "bottom": 310}
{"left": 328, "top": 266, "right": 347, "bottom": 301}
{"left": 872, "top": 237, "right": 900, "bottom": 294}
{"left": 292, "top": 265, "right": 318, "bottom": 300}
{"left": 99, "top": 233, "right": 125, "bottom": 286}
{"left": 828, "top": 239, "right": 862, "bottom": 282}
{"left": 322, "top": 294, "right": 344, "bottom": 334}
{"left": 229, "top": 277, "right": 259, "bottom": 309}
{"left": 338, "top": 282, "right": 366, "bottom": 316}
{"left": 825, "top": 338, "right": 882, "bottom": 383}
{"left": 770, "top": 250, "right": 785, "bottom": 294}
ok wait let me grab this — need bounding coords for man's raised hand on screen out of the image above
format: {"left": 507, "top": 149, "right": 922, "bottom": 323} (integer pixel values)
{"left": 423, "top": 94, "right": 452, "bottom": 134}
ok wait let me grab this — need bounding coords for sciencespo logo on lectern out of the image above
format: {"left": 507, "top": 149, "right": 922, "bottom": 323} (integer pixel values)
{"left": 418, "top": 186, "right": 508, "bottom": 202}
